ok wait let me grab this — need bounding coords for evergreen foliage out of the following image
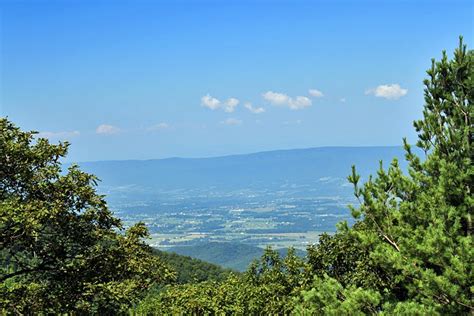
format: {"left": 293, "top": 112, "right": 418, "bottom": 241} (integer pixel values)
{"left": 341, "top": 37, "right": 473, "bottom": 313}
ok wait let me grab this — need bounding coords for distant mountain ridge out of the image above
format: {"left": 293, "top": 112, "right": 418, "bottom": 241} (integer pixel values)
{"left": 75, "top": 146, "right": 412, "bottom": 192}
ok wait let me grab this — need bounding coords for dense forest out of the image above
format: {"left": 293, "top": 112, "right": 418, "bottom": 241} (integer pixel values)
{"left": 1, "top": 39, "right": 472, "bottom": 314}
{"left": 153, "top": 249, "right": 235, "bottom": 284}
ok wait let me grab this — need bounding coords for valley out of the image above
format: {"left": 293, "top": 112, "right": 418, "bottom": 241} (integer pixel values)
{"left": 114, "top": 187, "right": 354, "bottom": 251}
{"left": 76, "top": 146, "right": 411, "bottom": 266}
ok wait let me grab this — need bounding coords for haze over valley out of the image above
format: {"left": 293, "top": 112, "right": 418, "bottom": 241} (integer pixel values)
{"left": 77, "top": 146, "right": 411, "bottom": 268}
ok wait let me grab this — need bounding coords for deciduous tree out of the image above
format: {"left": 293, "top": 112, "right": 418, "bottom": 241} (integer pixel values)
{"left": 0, "top": 119, "right": 175, "bottom": 313}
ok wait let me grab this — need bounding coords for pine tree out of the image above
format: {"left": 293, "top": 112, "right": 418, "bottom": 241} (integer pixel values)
{"left": 340, "top": 37, "right": 472, "bottom": 314}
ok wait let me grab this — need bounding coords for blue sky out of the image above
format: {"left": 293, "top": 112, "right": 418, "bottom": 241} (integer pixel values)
{"left": 1, "top": 0, "right": 472, "bottom": 161}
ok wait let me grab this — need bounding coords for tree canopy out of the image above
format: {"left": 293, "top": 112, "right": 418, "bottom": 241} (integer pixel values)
{"left": 338, "top": 37, "right": 473, "bottom": 313}
{"left": 0, "top": 120, "right": 175, "bottom": 313}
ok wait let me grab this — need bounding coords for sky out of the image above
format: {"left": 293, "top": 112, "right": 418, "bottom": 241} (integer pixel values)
{"left": 1, "top": 0, "right": 473, "bottom": 162}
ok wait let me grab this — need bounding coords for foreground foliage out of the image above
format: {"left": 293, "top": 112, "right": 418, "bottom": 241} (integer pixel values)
{"left": 0, "top": 121, "right": 175, "bottom": 313}
{"left": 1, "top": 37, "right": 471, "bottom": 314}
{"left": 134, "top": 38, "right": 473, "bottom": 314}
{"left": 135, "top": 248, "right": 304, "bottom": 314}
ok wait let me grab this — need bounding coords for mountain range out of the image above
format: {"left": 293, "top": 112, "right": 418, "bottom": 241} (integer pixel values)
{"left": 76, "top": 146, "right": 412, "bottom": 193}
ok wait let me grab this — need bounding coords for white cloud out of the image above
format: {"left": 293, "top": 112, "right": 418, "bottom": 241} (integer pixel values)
{"left": 147, "top": 122, "right": 169, "bottom": 131}
{"left": 201, "top": 94, "right": 221, "bottom": 110}
{"left": 365, "top": 84, "right": 408, "bottom": 100}
{"left": 201, "top": 94, "right": 240, "bottom": 112}
{"left": 262, "top": 91, "right": 312, "bottom": 110}
{"left": 262, "top": 91, "right": 290, "bottom": 105}
{"left": 223, "top": 98, "right": 239, "bottom": 113}
{"left": 288, "top": 96, "right": 311, "bottom": 110}
{"left": 220, "top": 118, "right": 242, "bottom": 126}
{"left": 37, "top": 130, "right": 80, "bottom": 139}
{"left": 340, "top": 97, "right": 346, "bottom": 103}
{"left": 308, "top": 89, "right": 324, "bottom": 98}
{"left": 96, "top": 124, "right": 120, "bottom": 135}
{"left": 244, "top": 102, "right": 265, "bottom": 114}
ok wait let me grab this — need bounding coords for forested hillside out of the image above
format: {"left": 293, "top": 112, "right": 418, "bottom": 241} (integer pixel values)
{"left": 1, "top": 39, "right": 472, "bottom": 314}
{"left": 154, "top": 249, "right": 235, "bottom": 283}
{"left": 167, "top": 242, "right": 305, "bottom": 271}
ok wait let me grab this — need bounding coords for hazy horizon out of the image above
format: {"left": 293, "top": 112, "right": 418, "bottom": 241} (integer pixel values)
{"left": 70, "top": 144, "right": 404, "bottom": 163}
{"left": 2, "top": 1, "right": 472, "bottom": 161}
